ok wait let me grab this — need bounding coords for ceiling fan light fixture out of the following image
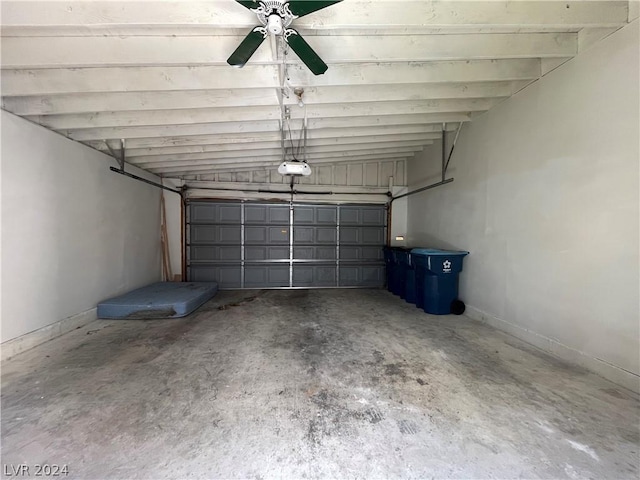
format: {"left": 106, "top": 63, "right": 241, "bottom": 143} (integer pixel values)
{"left": 266, "top": 14, "right": 284, "bottom": 35}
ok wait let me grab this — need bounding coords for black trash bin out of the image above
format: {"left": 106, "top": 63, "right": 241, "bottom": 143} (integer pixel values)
{"left": 390, "top": 248, "right": 411, "bottom": 298}
{"left": 383, "top": 246, "right": 393, "bottom": 293}
{"left": 411, "top": 248, "right": 469, "bottom": 315}
{"left": 397, "top": 251, "right": 416, "bottom": 304}
{"left": 383, "top": 247, "right": 412, "bottom": 297}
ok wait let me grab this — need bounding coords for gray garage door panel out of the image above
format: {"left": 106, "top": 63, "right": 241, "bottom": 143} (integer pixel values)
{"left": 294, "top": 246, "right": 337, "bottom": 260}
{"left": 190, "top": 245, "right": 242, "bottom": 262}
{"left": 339, "top": 265, "right": 385, "bottom": 287}
{"left": 191, "top": 203, "right": 242, "bottom": 224}
{"left": 294, "top": 226, "right": 337, "bottom": 244}
{"left": 245, "top": 226, "right": 290, "bottom": 245}
{"left": 190, "top": 225, "right": 241, "bottom": 244}
{"left": 245, "top": 246, "right": 290, "bottom": 261}
{"left": 245, "top": 204, "right": 289, "bottom": 224}
{"left": 340, "top": 246, "right": 384, "bottom": 261}
{"left": 295, "top": 206, "right": 337, "bottom": 225}
{"left": 190, "top": 264, "right": 242, "bottom": 288}
{"left": 245, "top": 265, "right": 289, "bottom": 288}
{"left": 340, "top": 227, "right": 385, "bottom": 245}
{"left": 187, "top": 201, "right": 385, "bottom": 289}
{"left": 340, "top": 206, "right": 386, "bottom": 226}
{"left": 294, "top": 265, "right": 337, "bottom": 287}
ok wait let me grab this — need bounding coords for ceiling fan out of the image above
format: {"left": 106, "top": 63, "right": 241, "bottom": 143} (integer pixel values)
{"left": 227, "top": 0, "right": 343, "bottom": 75}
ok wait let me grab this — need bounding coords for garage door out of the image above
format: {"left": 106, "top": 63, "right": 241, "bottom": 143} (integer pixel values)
{"left": 187, "top": 201, "right": 386, "bottom": 289}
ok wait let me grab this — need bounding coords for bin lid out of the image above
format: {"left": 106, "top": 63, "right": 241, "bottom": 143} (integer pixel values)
{"left": 411, "top": 248, "right": 469, "bottom": 256}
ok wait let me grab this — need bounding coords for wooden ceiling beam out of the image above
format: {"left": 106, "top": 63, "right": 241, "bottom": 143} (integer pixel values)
{"left": 1, "top": 1, "right": 627, "bottom": 30}
{"left": 1, "top": 59, "right": 541, "bottom": 96}
{"left": 149, "top": 153, "right": 413, "bottom": 175}
{"left": 131, "top": 146, "right": 425, "bottom": 168}
{"left": 28, "top": 99, "right": 488, "bottom": 130}
{"left": 1, "top": 33, "right": 577, "bottom": 69}
{"left": 67, "top": 121, "right": 460, "bottom": 142}
{"left": 2, "top": 82, "right": 514, "bottom": 116}
{"left": 125, "top": 138, "right": 435, "bottom": 159}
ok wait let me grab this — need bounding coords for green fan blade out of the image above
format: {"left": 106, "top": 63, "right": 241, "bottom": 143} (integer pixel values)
{"left": 235, "top": 0, "right": 259, "bottom": 10}
{"left": 227, "top": 28, "right": 266, "bottom": 68}
{"left": 285, "top": 29, "right": 328, "bottom": 75}
{"left": 286, "top": 1, "right": 343, "bottom": 17}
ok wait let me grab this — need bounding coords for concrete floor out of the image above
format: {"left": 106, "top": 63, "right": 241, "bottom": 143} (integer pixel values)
{"left": 1, "top": 289, "right": 639, "bottom": 479}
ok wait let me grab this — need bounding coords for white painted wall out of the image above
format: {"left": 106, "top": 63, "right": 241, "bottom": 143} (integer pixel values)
{"left": 406, "top": 22, "right": 639, "bottom": 391}
{"left": 390, "top": 186, "right": 408, "bottom": 247}
{"left": 1, "top": 111, "right": 163, "bottom": 343}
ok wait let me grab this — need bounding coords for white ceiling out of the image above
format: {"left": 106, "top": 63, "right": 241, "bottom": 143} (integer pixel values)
{"left": 0, "top": 1, "right": 632, "bottom": 180}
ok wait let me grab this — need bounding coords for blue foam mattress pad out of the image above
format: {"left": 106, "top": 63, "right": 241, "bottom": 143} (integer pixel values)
{"left": 97, "top": 282, "right": 218, "bottom": 319}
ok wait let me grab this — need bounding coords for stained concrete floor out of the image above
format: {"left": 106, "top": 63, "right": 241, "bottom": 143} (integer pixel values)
{"left": 1, "top": 289, "right": 639, "bottom": 479}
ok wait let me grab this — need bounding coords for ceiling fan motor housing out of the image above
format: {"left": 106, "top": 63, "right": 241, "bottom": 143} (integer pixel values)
{"left": 254, "top": 1, "right": 296, "bottom": 35}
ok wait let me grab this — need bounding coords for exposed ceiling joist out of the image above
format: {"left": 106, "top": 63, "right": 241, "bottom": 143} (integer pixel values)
{"left": 283, "top": 82, "right": 517, "bottom": 106}
{"left": 289, "top": 99, "right": 499, "bottom": 118}
{"left": 0, "top": 33, "right": 577, "bottom": 69}
{"left": 85, "top": 126, "right": 458, "bottom": 150}
{"left": 0, "top": 26, "right": 591, "bottom": 38}
{"left": 67, "top": 122, "right": 459, "bottom": 142}
{"left": 131, "top": 146, "right": 425, "bottom": 168}
{"left": 0, "top": 0, "right": 629, "bottom": 180}
{"left": 285, "top": 60, "right": 542, "bottom": 86}
{"left": 185, "top": 182, "right": 390, "bottom": 195}
{"left": 1, "top": 82, "right": 516, "bottom": 116}
{"left": 94, "top": 133, "right": 285, "bottom": 150}
{"left": 277, "top": 113, "right": 471, "bottom": 129}
{"left": 124, "top": 138, "right": 437, "bottom": 159}
{"left": 30, "top": 106, "right": 281, "bottom": 130}
{"left": 28, "top": 99, "right": 489, "bottom": 130}
{"left": 183, "top": 162, "right": 403, "bottom": 176}
{"left": 1, "top": 60, "right": 541, "bottom": 96}
{"left": 91, "top": 133, "right": 440, "bottom": 156}
{"left": 2, "top": 89, "right": 280, "bottom": 116}
{"left": 65, "top": 121, "right": 280, "bottom": 141}
{"left": 148, "top": 153, "right": 413, "bottom": 175}
{"left": 0, "top": 1, "right": 627, "bottom": 30}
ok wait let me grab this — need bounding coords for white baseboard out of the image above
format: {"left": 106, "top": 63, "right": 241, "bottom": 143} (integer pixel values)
{"left": 465, "top": 305, "right": 640, "bottom": 395}
{"left": 1, "top": 308, "right": 97, "bottom": 361}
